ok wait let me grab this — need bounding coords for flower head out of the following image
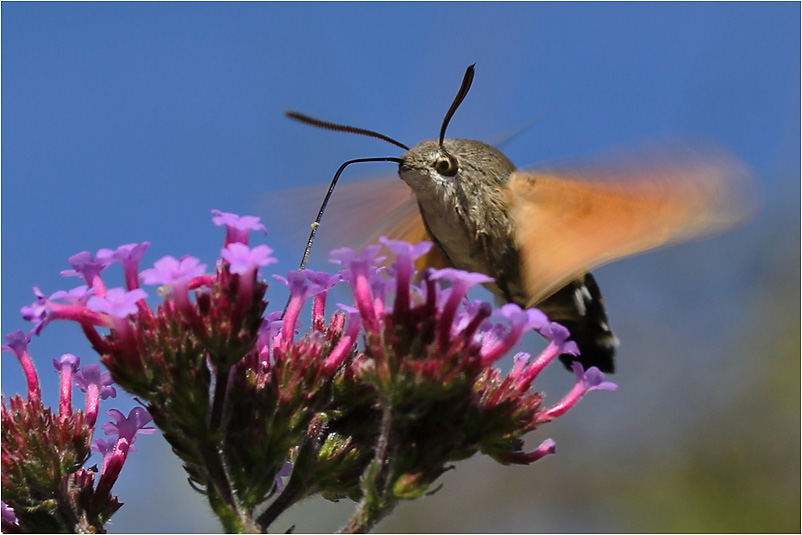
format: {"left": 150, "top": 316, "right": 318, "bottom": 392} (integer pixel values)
{"left": 21, "top": 286, "right": 111, "bottom": 338}
{"left": 53, "top": 354, "right": 81, "bottom": 417}
{"left": 97, "top": 242, "right": 150, "bottom": 291}
{"left": 222, "top": 243, "right": 277, "bottom": 275}
{"left": 20, "top": 286, "right": 52, "bottom": 336}
{"left": 274, "top": 270, "right": 328, "bottom": 346}
{"left": 91, "top": 437, "right": 119, "bottom": 468}
{"left": 2, "top": 341, "right": 130, "bottom": 532}
{"left": 212, "top": 210, "right": 267, "bottom": 246}
{"left": 140, "top": 255, "right": 206, "bottom": 288}
{"left": 326, "top": 238, "right": 618, "bottom": 507}
{"left": 102, "top": 407, "right": 156, "bottom": 443}
{"left": 536, "top": 362, "right": 618, "bottom": 423}
{"left": 49, "top": 285, "right": 94, "bottom": 305}
{"left": 60, "top": 251, "right": 112, "bottom": 291}
{"left": 74, "top": 365, "right": 117, "bottom": 399}
{"left": 479, "top": 304, "right": 548, "bottom": 365}
{"left": 86, "top": 288, "right": 147, "bottom": 319}
{"left": 2, "top": 330, "right": 40, "bottom": 401}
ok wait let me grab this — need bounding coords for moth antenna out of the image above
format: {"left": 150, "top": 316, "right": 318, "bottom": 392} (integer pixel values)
{"left": 285, "top": 111, "right": 410, "bottom": 151}
{"left": 438, "top": 64, "right": 476, "bottom": 148}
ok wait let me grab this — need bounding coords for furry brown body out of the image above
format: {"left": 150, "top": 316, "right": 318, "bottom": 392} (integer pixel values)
{"left": 399, "top": 138, "right": 618, "bottom": 372}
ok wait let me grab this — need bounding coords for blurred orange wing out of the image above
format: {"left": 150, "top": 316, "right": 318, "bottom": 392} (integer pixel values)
{"left": 334, "top": 179, "right": 450, "bottom": 271}
{"left": 264, "top": 177, "right": 448, "bottom": 270}
{"left": 506, "top": 144, "right": 757, "bottom": 305}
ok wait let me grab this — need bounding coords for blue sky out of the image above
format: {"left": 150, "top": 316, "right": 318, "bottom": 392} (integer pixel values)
{"left": 2, "top": 3, "right": 799, "bottom": 532}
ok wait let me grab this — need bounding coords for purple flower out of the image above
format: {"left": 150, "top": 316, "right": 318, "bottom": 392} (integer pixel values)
{"left": 379, "top": 238, "right": 432, "bottom": 280}
{"left": 330, "top": 246, "right": 387, "bottom": 333}
{"left": 20, "top": 286, "right": 112, "bottom": 342}
{"left": 451, "top": 299, "right": 491, "bottom": 334}
{"left": 273, "top": 461, "right": 293, "bottom": 493}
{"left": 515, "top": 322, "right": 580, "bottom": 387}
{"left": 256, "top": 311, "right": 285, "bottom": 366}
{"left": 305, "top": 271, "right": 342, "bottom": 291}
{"left": 140, "top": 255, "right": 206, "bottom": 287}
{"left": 576, "top": 363, "right": 618, "bottom": 393}
{"left": 509, "top": 352, "right": 531, "bottom": 380}
{"left": 322, "top": 310, "right": 362, "bottom": 373}
{"left": 211, "top": 210, "right": 267, "bottom": 246}
{"left": 1, "top": 501, "right": 18, "bottom": 526}
{"left": 87, "top": 288, "right": 147, "bottom": 319}
{"left": 536, "top": 362, "right": 618, "bottom": 423}
{"left": 97, "top": 242, "right": 150, "bottom": 291}
{"left": 3, "top": 330, "right": 30, "bottom": 359}
{"left": 2, "top": 330, "right": 40, "bottom": 401}
{"left": 430, "top": 268, "right": 495, "bottom": 345}
{"left": 274, "top": 271, "right": 327, "bottom": 346}
{"left": 60, "top": 251, "right": 111, "bottom": 289}
{"left": 91, "top": 436, "right": 136, "bottom": 467}
{"left": 431, "top": 272, "right": 492, "bottom": 309}
{"left": 263, "top": 309, "right": 285, "bottom": 331}
{"left": 274, "top": 270, "right": 326, "bottom": 301}
{"left": 480, "top": 304, "right": 548, "bottom": 365}
{"left": 20, "top": 286, "right": 51, "bottom": 336}
{"left": 300, "top": 271, "right": 342, "bottom": 329}
{"left": 53, "top": 354, "right": 81, "bottom": 417}
{"left": 221, "top": 244, "right": 276, "bottom": 316}
{"left": 74, "top": 364, "right": 117, "bottom": 399}
{"left": 94, "top": 408, "right": 154, "bottom": 507}
{"left": 221, "top": 243, "right": 277, "bottom": 275}
{"left": 495, "top": 303, "right": 548, "bottom": 333}
{"left": 329, "top": 244, "right": 384, "bottom": 268}
{"left": 22, "top": 286, "right": 111, "bottom": 337}
{"left": 140, "top": 255, "right": 206, "bottom": 319}
{"left": 53, "top": 353, "right": 81, "bottom": 373}
{"left": 476, "top": 322, "right": 508, "bottom": 354}
{"left": 91, "top": 437, "right": 117, "bottom": 457}
{"left": 380, "top": 238, "right": 433, "bottom": 264}
{"left": 380, "top": 238, "right": 433, "bottom": 315}
{"left": 429, "top": 267, "right": 493, "bottom": 288}
{"left": 102, "top": 407, "right": 156, "bottom": 443}
{"left": 497, "top": 438, "right": 557, "bottom": 465}
{"left": 49, "top": 285, "right": 94, "bottom": 305}
{"left": 74, "top": 364, "right": 117, "bottom": 427}
{"left": 535, "top": 321, "right": 579, "bottom": 355}
{"left": 91, "top": 438, "right": 118, "bottom": 469}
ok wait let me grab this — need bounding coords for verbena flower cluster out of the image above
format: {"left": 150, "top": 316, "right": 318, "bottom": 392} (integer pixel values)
{"left": 2, "top": 333, "right": 154, "bottom": 533}
{"left": 1, "top": 210, "right": 616, "bottom": 533}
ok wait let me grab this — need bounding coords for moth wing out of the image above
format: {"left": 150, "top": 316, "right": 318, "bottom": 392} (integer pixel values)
{"left": 507, "top": 145, "right": 757, "bottom": 306}
{"left": 263, "top": 177, "right": 448, "bottom": 270}
{"left": 332, "top": 179, "right": 450, "bottom": 270}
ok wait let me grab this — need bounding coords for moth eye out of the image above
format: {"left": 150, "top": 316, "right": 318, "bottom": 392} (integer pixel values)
{"left": 434, "top": 155, "right": 459, "bottom": 177}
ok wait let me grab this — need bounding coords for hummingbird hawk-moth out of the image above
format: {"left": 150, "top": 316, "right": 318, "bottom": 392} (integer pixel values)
{"left": 284, "top": 64, "right": 755, "bottom": 373}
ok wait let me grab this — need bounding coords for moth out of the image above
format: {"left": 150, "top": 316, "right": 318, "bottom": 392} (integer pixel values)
{"left": 284, "top": 64, "right": 754, "bottom": 373}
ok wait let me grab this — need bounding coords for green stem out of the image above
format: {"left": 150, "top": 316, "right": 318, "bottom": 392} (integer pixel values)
{"left": 200, "top": 440, "right": 251, "bottom": 532}
{"left": 340, "top": 404, "right": 397, "bottom": 533}
{"left": 254, "top": 468, "right": 304, "bottom": 529}
{"left": 201, "top": 365, "right": 258, "bottom": 532}
{"left": 209, "top": 365, "right": 231, "bottom": 432}
{"left": 255, "top": 416, "right": 326, "bottom": 530}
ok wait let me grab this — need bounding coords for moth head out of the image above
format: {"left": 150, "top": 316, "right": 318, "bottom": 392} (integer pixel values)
{"left": 399, "top": 138, "right": 516, "bottom": 195}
